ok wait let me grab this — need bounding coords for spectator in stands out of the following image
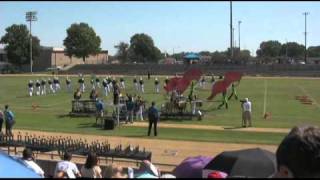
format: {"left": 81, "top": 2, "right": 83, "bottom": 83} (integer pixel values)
{"left": 54, "top": 151, "right": 81, "bottom": 178}
{"left": 147, "top": 101, "right": 160, "bottom": 136}
{"left": 81, "top": 152, "right": 102, "bottom": 178}
{"left": 0, "top": 110, "right": 3, "bottom": 135}
{"left": 4, "top": 105, "right": 15, "bottom": 136}
{"left": 273, "top": 125, "right": 320, "bottom": 178}
{"left": 111, "top": 165, "right": 128, "bottom": 178}
{"left": 20, "top": 148, "right": 45, "bottom": 178}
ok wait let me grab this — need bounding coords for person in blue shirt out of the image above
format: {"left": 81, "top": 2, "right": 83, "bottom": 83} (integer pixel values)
{"left": 4, "top": 105, "right": 15, "bottom": 136}
{"left": 95, "top": 100, "right": 105, "bottom": 126}
{"left": 147, "top": 101, "right": 159, "bottom": 136}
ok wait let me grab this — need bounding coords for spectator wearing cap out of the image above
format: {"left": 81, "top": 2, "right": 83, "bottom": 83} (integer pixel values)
{"left": 54, "top": 151, "right": 81, "bottom": 178}
{"left": 241, "top": 98, "right": 252, "bottom": 127}
{"left": 20, "top": 148, "right": 45, "bottom": 178}
{"left": 273, "top": 125, "right": 320, "bottom": 178}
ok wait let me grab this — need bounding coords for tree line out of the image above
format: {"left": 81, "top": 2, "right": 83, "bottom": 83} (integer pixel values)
{"left": 1, "top": 23, "right": 320, "bottom": 67}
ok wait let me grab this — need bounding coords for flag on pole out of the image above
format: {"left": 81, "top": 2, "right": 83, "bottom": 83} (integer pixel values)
{"left": 183, "top": 68, "right": 203, "bottom": 82}
{"left": 207, "top": 80, "right": 229, "bottom": 100}
{"left": 224, "top": 71, "right": 243, "bottom": 85}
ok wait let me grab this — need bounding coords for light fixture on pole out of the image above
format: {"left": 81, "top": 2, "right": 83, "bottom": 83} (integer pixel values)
{"left": 303, "top": 12, "right": 309, "bottom": 64}
{"left": 26, "top": 11, "right": 37, "bottom": 74}
{"left": 230, "top": 1, "right": 233, "bottom": 61}
{"left": 238, "top": 20, "right": 242, "bottom": 50}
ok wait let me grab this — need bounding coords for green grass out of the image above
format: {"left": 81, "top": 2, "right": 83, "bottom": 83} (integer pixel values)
{"left": 1, "top": 75, "right": 320, "bottom": 145}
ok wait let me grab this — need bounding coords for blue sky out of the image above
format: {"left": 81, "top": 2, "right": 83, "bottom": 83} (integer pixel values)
{"left": 0, "top": 1, "right": 319, "bottom": 56}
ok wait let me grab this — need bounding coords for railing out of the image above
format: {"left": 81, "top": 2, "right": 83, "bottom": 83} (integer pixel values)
{"left": 0, "top": 133, "right": 152, "bottom": 162}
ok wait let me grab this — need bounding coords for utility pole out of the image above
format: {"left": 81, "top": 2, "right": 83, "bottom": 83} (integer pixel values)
{"left": 230, "top": 1, "right": 233, "bottom": 61}
{"left": 303, "top": 12, "right": 309, "bottom": 64}
{"left": 238, "top": 20, "right": 242, "bottom": 50}
{"left": 26, "top": 11, "right": 37, "bottom": 74}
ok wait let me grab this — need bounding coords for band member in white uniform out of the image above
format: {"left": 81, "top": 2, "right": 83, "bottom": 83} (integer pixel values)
{"left": 107, "top": 76, "right": 112, "bottom": 94}
{"left": 78, "top": 77, "right": 85, "bottom": 93}
{"left": 35, "top": 80, "right": 41, "bottom": 96}
{"left": 133, "top": 76, "right": 138, "bottom": 92}
{"left": 120, "top": 77, "right": 125, "bottom": 89}
{"left": 154, "top": 77, "right": 160, "bottom": 93}
{"left": 95, "top": 77, "right": 101, "bottom": 89}
{"left": 48, "top": 78, "right": 54, "bottom": 94}
{"left": 139, "top": 77, "right": 144, "bottom": 93}
{"left": 102, "top": 78, "right": 108, "bottom": 96}
{"left": 28, "top": 80, "right": 34, "bottom": 97}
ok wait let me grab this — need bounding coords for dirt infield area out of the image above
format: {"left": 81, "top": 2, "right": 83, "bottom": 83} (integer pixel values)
{"left": 14, "top": 129, "right": 278, "bottom": 171}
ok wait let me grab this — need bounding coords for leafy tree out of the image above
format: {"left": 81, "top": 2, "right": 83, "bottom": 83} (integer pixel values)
{"left": 280, "top": 42, "right": 305, "bottom": 58}
{"left": 308, "top": 46, "right": 320, "bottom": 57}
{"left": 63, "top": 22, "right": 101, "bottom": 62}
{"left": 0, "top": 24, "right": 40, "bottom": 67}
{"left": 257, "top": 40, "right": 282, "bottom": 57}
{"left": 128, "top": 33, "right": 162, "bottom": 63}
{"left": 114, "top": 42, "right": 129, "bottom": 63}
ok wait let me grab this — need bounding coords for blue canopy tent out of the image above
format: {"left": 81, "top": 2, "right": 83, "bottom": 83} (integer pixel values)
{"left": 183, "top": 53, "right": 200, "bottom": 64}
{"left": 0, "top": 150, "right": 41, "bottom": 178}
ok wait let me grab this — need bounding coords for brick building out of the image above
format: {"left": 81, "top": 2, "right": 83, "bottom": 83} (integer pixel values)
{"left": 33, "top": 47, "right": 108, "bottom": 71}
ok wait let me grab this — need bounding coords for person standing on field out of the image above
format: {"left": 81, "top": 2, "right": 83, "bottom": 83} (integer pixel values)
{"left": 242, "top": 98, "right": 252, "bottom": 127}
{"left": 4, "top": 105, "right": 15, "bottom": 136}
{"left": 147, "top": 101, "right": 159, "bottom": 136}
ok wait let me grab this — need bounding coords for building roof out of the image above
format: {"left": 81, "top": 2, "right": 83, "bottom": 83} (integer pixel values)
{"left": 184, "top": 53, "right": 200, "bottom": 60}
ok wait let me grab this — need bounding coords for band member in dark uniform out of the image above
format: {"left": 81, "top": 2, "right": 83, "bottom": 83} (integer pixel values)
{"left": 66, "top": 77, "right": 72, "bottom": 93}
{"left": 40, "top": 79, "right": 46, "bottom": 95}
{"left": 113, "top": 81, "right": 120, "bottom": 105}
{"left": 147, "top": 71, "right": 151, "bottom": 80}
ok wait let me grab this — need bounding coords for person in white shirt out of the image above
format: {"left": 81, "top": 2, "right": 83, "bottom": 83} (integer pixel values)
{"left": 20, "top": 148, "right": 45, "bottom": 178}
{"left": 242, "top": 98, "right": 252, "bottom": 127}
{"left": 54, "top": 151, "right": 81, "bottom": 178}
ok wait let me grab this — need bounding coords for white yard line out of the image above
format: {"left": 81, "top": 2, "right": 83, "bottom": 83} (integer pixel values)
{"left": 263, "top": 80, "right": 268, "bottom": 115}
{"left": 296, "top": 84, "right": 320, "bottom": 109}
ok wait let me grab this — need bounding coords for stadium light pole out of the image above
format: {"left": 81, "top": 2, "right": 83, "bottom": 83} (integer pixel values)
{"left": 230, "top": 1, "right": 233, "bottom": 61}
{"left": 238, "top": 20, "right": 242, "bottom": 50}
{"left": 26, "top": 11, "right": 37, "bottom": 74}
{"left": 303, "top": 12, "right": 309, "bottom": 64}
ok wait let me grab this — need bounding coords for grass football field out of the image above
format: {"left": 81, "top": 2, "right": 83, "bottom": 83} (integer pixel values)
{"left": 1, "top": 74, "right": 320, "bottom": 145}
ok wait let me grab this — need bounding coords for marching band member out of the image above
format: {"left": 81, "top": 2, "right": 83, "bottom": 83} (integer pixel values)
{"left": 28, "top": 80, "right": 34, "bottom": 97}
{"left": 102, "top": 78, "right": 108, "bottom": 96}
{"left": 48, "top": 78, "right": 54, "bottom": 94}
{"left": 154, "top": 77, "right": 160, "bottom": 93}
{"left": 95, "top": 77, "right": 101, "bottom": 89}
{"left": 139, "top": 77, "right": 144, "bottom": 93}
{"left": 35, "top": 80, "right": 41, "bottom": 96}
{"left": 40, "top": 78, "right": 46, "bottom": 95}
{"left": 133, "top": 76, "right": 138, "bottom": 92}
{"left": 66, "top": 76, "right": 72, "bottom": 93}
{"left": 120, "top": 77, "right": 125, "bottom": 89}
